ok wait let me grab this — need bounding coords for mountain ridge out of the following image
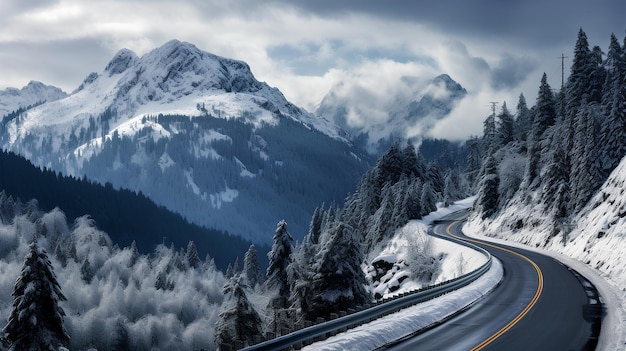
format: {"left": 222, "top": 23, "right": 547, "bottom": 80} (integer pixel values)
{"left": 0, "top": 40, "right": 372, "bottom": 243}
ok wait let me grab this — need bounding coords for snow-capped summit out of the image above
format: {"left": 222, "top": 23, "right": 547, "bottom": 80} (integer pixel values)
{"left": 0, "top": 40, "right": 367, "bottom": 243}
{"left": 105, "top": 48, "right": 139, "bottom": 76}
{"left": 0, "top": 81, "right": 67, "bottom": 118}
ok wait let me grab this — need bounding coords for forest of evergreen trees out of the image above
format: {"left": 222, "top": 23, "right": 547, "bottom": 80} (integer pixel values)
{"left": 0, "top": 149, "right": 264, "bottom": 270}
{"left": 473, "top": 29, "right": 626, "bottom": 233}
{"left": 214, "top": 141, "right": 469, "bottom": 348}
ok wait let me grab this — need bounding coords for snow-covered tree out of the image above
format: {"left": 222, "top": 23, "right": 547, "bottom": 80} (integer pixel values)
{"left": 186, "top": 241, "right": 200, "bottom": 269}
{"left": 305, "top": 223, "right": 369, "bottom": 321}
{"left": 214, "top": 278, "right": 263, "bottom": 349}
{"left": 3, "top": 238, "right": 69, "bottom": 351}
{"left": 474, "top": 156, "right": 500, "bottom": 219}
{"left": 515, "top": 93, "right": 532, "bottom": 143}
{"left": 497, "top": 102, "right": 515, "bottom": 146}
{"left": 266, "top": 219, "right": 294, "bottom": 329}
{"left": 243, "top": 244, "right": 262, "bottom": 289}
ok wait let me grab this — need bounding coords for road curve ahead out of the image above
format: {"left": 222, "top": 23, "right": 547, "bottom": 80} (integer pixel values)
{"left": 384, "top": 210, "right": 602, "bottom": 351}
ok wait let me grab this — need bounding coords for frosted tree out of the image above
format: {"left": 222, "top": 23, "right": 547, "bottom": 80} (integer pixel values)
{"left": 481, "top": 112, "right": 497, "bottom": 156}
{"left": 465, "top": 136, "right": 483, "bottom": 189}
{"left": 128, "top": 240, "right": 139, "bottom": 267}
{"left": 266, "top": 220, "right": 294, "bottom": 332}
{"left": 496, "top": 102, "right": 515, "bottom": 146}
{"left": 3, "top": 238, "right": 69, "bottom": 351}
{"left": 186, "top": 241, "right": 200, "bottom": 269}
{"left": 305, "top": 223, "right": 369, "bottom": 321}
{"left": 365, "top": 183, "right": 394, "bottom": 250}
{"left": 214, "top": 278, "right": 263, "bottom": 348}
{"left": 420, "top": 181, "right": 438, "bottom": 215}
{"left": 474, "top": 156, "right": 500, "bottom": 219}
{"left": 599, "top": 33, "right": 626, "bottom": 174}
{"left": 515, "top": 93, "right": 532, "bottom": 142}
{"left": 243, "top": 244, "right": 262, "bottom": 289}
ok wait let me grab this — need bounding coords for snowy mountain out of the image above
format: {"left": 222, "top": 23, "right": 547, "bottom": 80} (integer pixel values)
{"left": 0, "top": 80, "right": 67, "bottom": 119}
{"left": 0, "top": 40, "right": 372, "bottom": 243}
{"left": 316, "top": 74, "right": 467, "bottom": 151}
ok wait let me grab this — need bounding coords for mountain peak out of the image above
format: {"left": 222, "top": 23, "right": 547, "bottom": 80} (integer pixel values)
{"left": 105, "top": 48, "right": 138, "bottom": 76}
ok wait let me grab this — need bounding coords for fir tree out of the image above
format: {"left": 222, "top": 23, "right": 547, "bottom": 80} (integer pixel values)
{"left": 243, "top": 244, "right": 262, "bottom": 289}
{"left": 474, "top": 156, "right": 500, "bottom": 219}
{"left": 515, "top": 93, "right": 532, "bottom": 143}
{"left": 497, "top": 102, "right": 515, "bottom": 146}
{"left": 186, "top": 241, "right": 200, "bottom": 269}
{"left": 266, "top": 220, "right": 293, "bottom": 310}
{"left": 306, "top": 223, "right": 370, "bottom": 321}
{"left": 214, "top": 278, "right": 263, "bottom": 348}
{"left": 3, "top": 238, "right": 69, "bottom": 351}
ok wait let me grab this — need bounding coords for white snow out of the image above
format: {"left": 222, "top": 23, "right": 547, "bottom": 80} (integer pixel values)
{"left": 303, "top": 258, "right": 502, "bottom": 351}
{"left": 209, "top": 186, "right": 239, "bottom": 209}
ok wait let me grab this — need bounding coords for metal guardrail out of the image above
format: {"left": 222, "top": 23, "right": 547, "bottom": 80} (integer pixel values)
{"left": 242, "top": 219, "right": 492, "bottom": 351}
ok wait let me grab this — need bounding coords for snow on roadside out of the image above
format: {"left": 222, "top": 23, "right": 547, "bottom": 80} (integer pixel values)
{"left": 303, "top": 197, "right": 504, "bottom": 350}
{"left": 302, "top": 258, "right": 502, "bottom": 351}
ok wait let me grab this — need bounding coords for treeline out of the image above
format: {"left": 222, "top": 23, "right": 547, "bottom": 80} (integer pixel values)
{"left": 0, "top": 149, "right": 264, "bottom": 270}
{"left": 473, "top": 29, "right": 626, "bottom": 229}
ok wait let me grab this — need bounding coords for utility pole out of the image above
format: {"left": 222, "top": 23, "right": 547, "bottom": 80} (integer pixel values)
{"left": 559, "top": 53, "right": 568, "bottom": 89}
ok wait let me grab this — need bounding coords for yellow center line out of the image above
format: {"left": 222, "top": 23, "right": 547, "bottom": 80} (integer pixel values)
{"left": 445, "top": 221, "right": 544, "bottom": 351}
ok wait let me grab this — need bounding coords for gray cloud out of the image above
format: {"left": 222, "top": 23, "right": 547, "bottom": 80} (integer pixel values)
{"left": 490, "top": 54, "right": 537, "bottom": 90}
{"left": 0, "top": 39, "right": 110, "bottom": 92}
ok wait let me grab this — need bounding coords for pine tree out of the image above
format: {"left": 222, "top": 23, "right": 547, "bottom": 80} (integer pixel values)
{"left": 3, "top": 238, "right": 69, "bottom": 351}
{"left": 306, "top": 223, "right": 369, "bottom": 321}
{"left": 266, "top": 220, "right": 293, "bottom": 310}
{"left": 420, "top": 181, "right": 438, "bottom": 215}
{"left": 515, "top": 93, "right": 532, "bottom": 143}
{"left": 496, "top": 102, "right": 515, "bottom": 146}
{"left": 482, "top": 112, "right": 497, "bottom": 156}
{"left": 365, "top": 183, "right": 394, "bottom": 250}
{"left": 599, "top": 33, "right": 626, "bottom": 174}
{"left": 465, "top": 136, "right": 483, "bottom": 189}
{"left": 533, "top": 73, "right": 557, "bottom": 143}
{"left": 243, "top": 244, "right": 262, "bottom": 289}
{"left": 186, "top": 241, "right": 200, "bottom": 269}
{"left": 214, "top": 278, "right": 263, "bottom": 348}
{"left": 474, "top": 156, "right": 500, "bottom": 219}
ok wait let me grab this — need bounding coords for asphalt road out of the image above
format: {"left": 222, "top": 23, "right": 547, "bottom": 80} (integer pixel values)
{"left": 383, "top": 211, "right": 601, "bottom": 351}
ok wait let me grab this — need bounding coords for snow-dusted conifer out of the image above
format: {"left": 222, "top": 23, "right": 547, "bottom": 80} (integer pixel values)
{"left": 474, "top": 156, "right": 500, "bottom": 218}
{"left": 243, "top": 244, "right": 262, "bottom": 289}
{"left": 497, "top": 102, "right": 515, "bottom": 146}
{"left": 306, "top": 222, "right": 369, "bottom": 321}
{"left": 515, "top": 93, "right": 532, "bottom": 142}
{"left": 420, "top": 181, "right": 438, "bottom": 215}
{"left": 266, "top": 220, "right": 293, "bottom": 310}
{"left": 128, "top": 240, "right": 139, "bottom": 267}
{"left": 186, "top": 241, "right": 200, "bottom": 269}
{"left": 3, "top": 237, "right": 69, "bottom": 351}
{"left": 214, "top": 277, "right": 263, "bottom": 348}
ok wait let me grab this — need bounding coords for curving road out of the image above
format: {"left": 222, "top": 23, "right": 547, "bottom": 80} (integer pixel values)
{"left": 383, "top": 210, "right": 602, "bottom": 351}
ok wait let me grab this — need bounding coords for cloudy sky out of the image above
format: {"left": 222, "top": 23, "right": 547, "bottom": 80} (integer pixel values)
{"left": 1, "top": 0, "right": 625, "bottom": 140}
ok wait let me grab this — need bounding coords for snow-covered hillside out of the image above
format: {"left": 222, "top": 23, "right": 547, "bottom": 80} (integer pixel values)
{"left": 0, "top": 81, "right": 67, "bottom": 119}
{"left": 316, "top": 73, "right": 467, "bottom": 151}
{"left": 0, "top": 40, "right": 371, "bottom": 243}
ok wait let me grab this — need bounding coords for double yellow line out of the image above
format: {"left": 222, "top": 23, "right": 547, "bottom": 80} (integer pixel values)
{"left": 445, "top": 221, "right": 544, "bottom": 351}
